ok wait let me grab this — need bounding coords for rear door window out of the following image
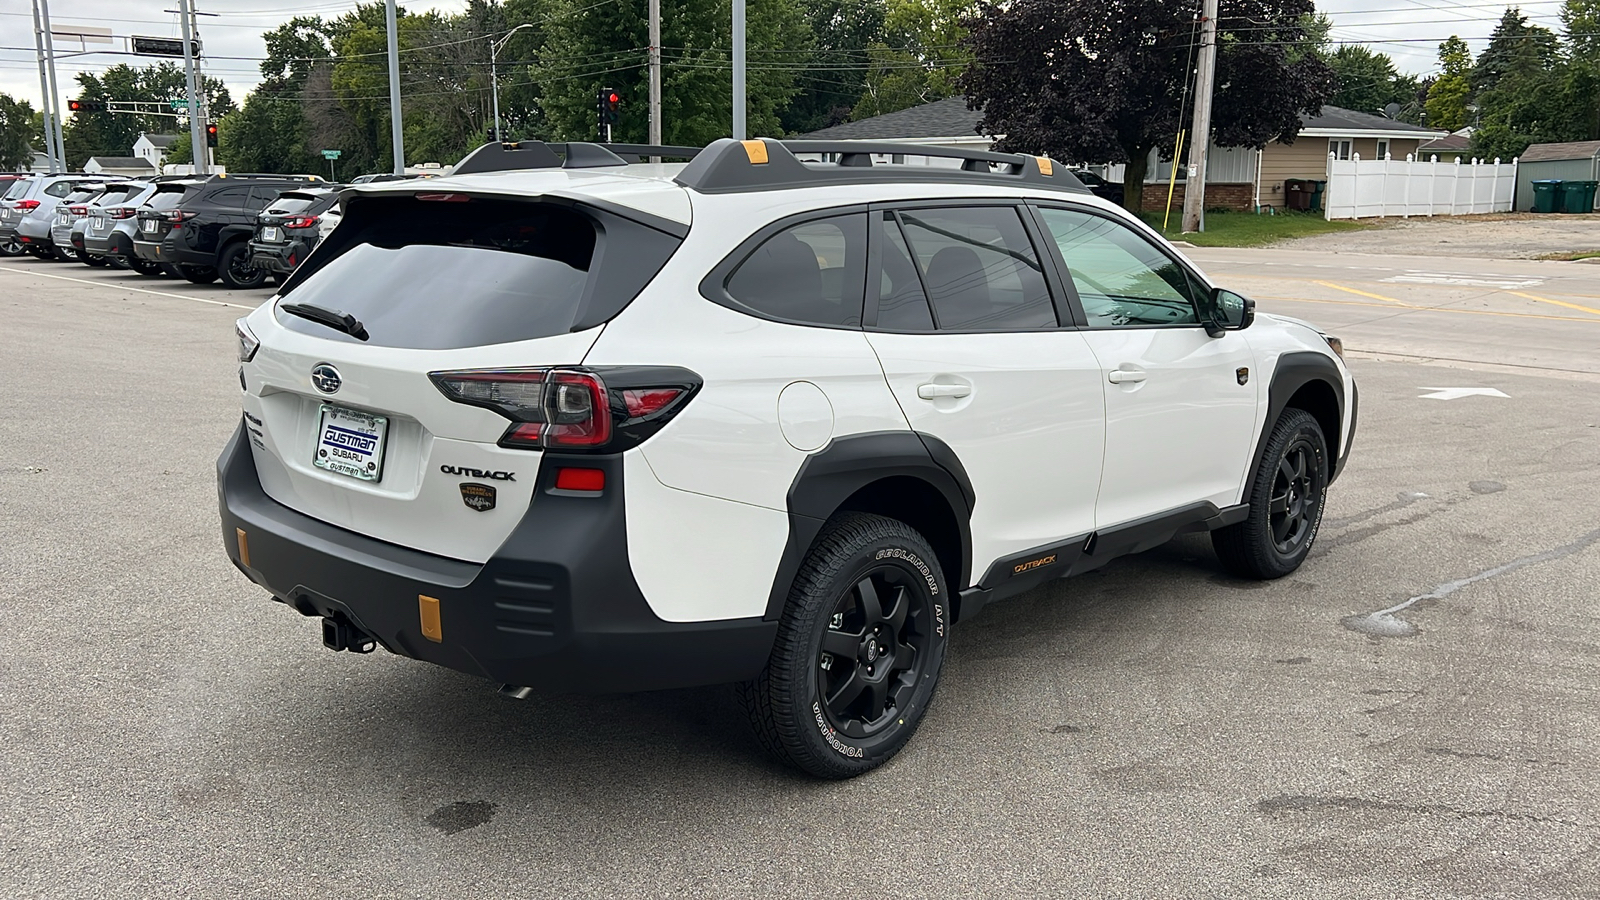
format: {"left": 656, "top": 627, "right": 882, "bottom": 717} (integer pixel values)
{"left": 44, "top": 181, "right": 76, "bottom": 198}
{"left": 146, "top": 188, "right": 190, "bottom": 211}
{"left": 894, "top": 206, "right": 1057, "bottom": 331}
{"left": 4, "top": 179, "right": 32, "bottom": 200}
{"left": 206, "top": 186, "right": 251, "bottom": 209}
{"left": 278, "top": 195, "right": 679, "bottom": 350}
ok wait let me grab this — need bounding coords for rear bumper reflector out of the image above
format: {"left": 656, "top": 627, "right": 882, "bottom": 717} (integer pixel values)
{"left": 419, "top": 594, "right": 443, "bottom": 643}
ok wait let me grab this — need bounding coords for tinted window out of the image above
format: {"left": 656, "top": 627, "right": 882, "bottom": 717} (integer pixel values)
{"left": 146, "top": 188, "right": 189, "bottom": 211}
{"left": 5, "top": 179, "right": 33, "bottom": 200}
{"left": 896, "top": 206, "right": 1055, "bottom": 331}
{"left": 264, "top": 196, "right": 317, "bottom": 215}
{"left": 206, "top": 186, "right": 251, "bottom": 208}
{"left": 724, "top": 214, "right": 866, "bottom": 327}
{"left": 1037, "top": 207, "right": 1200, "bottom": 327}
{"left": 44, "top": 181, "right": 77, "bottom": 198}
{"left": 279, "top": 201, "right": 604, "bottom": 350}
{"left": 874, "top": 211, "right": 934, "bottom": 331}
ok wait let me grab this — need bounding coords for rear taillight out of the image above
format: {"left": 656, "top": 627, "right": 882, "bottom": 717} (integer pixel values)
{"left": 430, "top": 367, "right": 696, "bottom": 452}
{"left": 109, "top": 207, "right": 137, "bottom": 219}
{"left": 16, "top": 200, "right": 39, "bottom": 211}
{"left": 168, "top": 211, "right": 196, "bottom": 228}
{"left": 68, "top": 205, "right": 87, "bottom": 215}
{"left": 283, "top": 215, "right": 319, "bottom": 229}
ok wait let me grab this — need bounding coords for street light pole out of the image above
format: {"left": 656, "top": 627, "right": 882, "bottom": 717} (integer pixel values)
{"left": 385, "top": 0, "right": 404, "bottom": 175}
{"left": 489, "top": 24, "right": 535, "bottom": 144}
{"left": 38, "top": 0, "right": 66, "bottom": 173}
{"left": 178, "top": 0, "right": 206, "bottom": 175}
{"left": 30, "top": 0, "right": 58, "bottom": 173}
{"left": 732, "top": 0, "right": 745, "bottom": 140}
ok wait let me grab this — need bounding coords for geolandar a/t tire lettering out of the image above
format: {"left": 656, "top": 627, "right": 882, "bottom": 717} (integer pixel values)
{"left": 738, "top": 512, "right": 949, "bottom": 779}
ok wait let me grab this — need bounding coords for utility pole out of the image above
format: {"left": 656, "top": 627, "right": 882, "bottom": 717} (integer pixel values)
{"left": 385, "top": 0, "right": 405, "bottom": 175}
{"left": 38, "top": 0, "right": 66, "bottom": 173}
{"left": 178, "top": 0, "right": 206, "bottom": 174}
{"left": 648, "top": 0, "right": 661, "bottom": 159}
{"left": 489, "top": 23, "right": 535, "bottom": 145}
{"left": 30, "top": 0, "right": 58, "bottom": 173}
{"left": 1181, "top": 0, "right": 1219, "bottom": 233}
{"left": 732, "top": 0, "right": 745, "bottom": 140}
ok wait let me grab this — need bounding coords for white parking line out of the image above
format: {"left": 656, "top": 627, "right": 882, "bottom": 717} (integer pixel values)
{"left": 0, "top": 265, "right": 258, "bottom": 310}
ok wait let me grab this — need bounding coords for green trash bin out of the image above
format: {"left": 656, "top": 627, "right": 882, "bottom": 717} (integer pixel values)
{"left": 1309, "top": 179, "right": 1328, "bottom": 213}
{"left": 1562, "top": 180, "right": 1598, "bottom": 213}
{"left": 1532, "top": 179, "right": 1564, "bottom": 213}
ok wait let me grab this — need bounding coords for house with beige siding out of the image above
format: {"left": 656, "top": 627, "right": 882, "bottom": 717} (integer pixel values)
{"left": 1254, "top": 107, "right": 1444, "bottom": 209}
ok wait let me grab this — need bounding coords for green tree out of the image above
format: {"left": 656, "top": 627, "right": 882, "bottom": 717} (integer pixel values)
{"left": 0, "top": 93, "right": 37, "bottom": 171}
{"left": 1561, "top": 0, "right": 1600, "bottom": 138}
{"left": 165, "top": 132, "right": 192, "bottom": 165}
{"left": 535, "top": 0, "right": 810, "bottom": 144}
{"left": 1328, "top": 45, "right": 1412, "bottom": 116}
{"left": 1425, "top": 36, "right": 1473, "bottom": 130}
{"left": 781, "top": 0, "right": 888, "bottom": 133}
{"left": 852, "top": 0, "right": 975, "bottom": 120}
{"left": 962, "top": 0, "right": 1334, "bottom": 212}
{"left": 1470, "top": 9, "right": 1565, "bottom": 159}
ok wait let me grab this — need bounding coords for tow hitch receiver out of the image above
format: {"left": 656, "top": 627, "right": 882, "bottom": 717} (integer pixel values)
{"left": 322, "top": 616, "right": 377, "bottom": 653}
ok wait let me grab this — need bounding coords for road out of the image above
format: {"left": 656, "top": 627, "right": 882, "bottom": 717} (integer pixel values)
{"left": 3, "top": 255, "right": 1599, "bottom": 898}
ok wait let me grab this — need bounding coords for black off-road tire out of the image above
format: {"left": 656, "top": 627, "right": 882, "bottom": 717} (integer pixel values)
{"left": 218, "top": 242, "right": 268, "bottom": 289}
{"left": 179, "top": 264, "right": 218, "bottom": 284}
{"left": 129, "top": 258, "right": 164, "bottom": 277}
{"left": 0, "top": 235, "right": 23, "bottom": 257}
{"left": 52, "top": 244, "right": 75, "bottom": 262}
{"left": 79, "top": 250, "right": 107, "bottom": 267}
{"left": 737, "top": 513, "right": 950, "bottom": 779}
{"left": 1213, "top": 408, "right": 1329, "bottom": 579}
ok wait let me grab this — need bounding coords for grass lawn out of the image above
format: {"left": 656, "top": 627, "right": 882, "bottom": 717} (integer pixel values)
{"left": 1138, "top": 209, "right": 1371, "bottom": 248}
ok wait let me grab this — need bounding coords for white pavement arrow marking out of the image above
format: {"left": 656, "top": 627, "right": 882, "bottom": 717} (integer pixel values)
{"left": 1417, "top": 387, "right": 1511, "bottom": 401}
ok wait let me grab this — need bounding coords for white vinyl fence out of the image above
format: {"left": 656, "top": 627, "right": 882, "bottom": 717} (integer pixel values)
{"left": 1324, "top": 153, "right": 1518, "bottom": 220}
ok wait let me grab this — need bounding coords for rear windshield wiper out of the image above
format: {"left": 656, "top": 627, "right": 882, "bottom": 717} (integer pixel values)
{"left": 280, "top": 302, "right": 370, "bottom": 341}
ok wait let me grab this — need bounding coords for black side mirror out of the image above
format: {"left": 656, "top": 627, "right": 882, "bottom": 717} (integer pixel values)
{"left": 1203, "top": 287, "right": 1255, "bottom": 337}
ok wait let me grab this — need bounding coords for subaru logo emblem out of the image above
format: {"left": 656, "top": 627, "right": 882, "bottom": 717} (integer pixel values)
{"left": 310, "top": 363, "right": 342, "bottom": 394}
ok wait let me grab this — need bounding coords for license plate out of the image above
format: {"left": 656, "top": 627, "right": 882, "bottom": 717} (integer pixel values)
{"left": 314, "top": 404, "right": 388, "bottom": 482}
{"left": 141, "top": 219, "right": 157, "bottom": 233}
{"left": 57, "top": 214, "right": 71, "bottom": 225}
{"left": 262, "top": 226, "right": 280, "bottom": 242}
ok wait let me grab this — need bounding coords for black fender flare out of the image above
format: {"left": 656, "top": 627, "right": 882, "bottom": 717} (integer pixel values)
{"left": 217, "top": 224, "right": 256, "bottom": 256}
{"left": 763, "top": 431, "right": 974, "bottom": 620}
{"left": 1246, "top": 351, "right": 1345, "bottom": 503}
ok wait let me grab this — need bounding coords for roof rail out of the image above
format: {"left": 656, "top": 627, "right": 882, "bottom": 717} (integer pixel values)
{"left": 453, "top": 141, "right": 639, "bottom": 175}
{"left": 673, "top": 139, "right": 1087, "bottom": 195}
{"left": 595, "top": 143, "right": 703, "bottom": 162}
{"left": 209, "top": 172, "right": 323, "bottom": 181}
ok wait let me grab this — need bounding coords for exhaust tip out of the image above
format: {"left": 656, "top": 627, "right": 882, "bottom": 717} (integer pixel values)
{"left": 497, "top": 684, "right": 534, "bottom": 700}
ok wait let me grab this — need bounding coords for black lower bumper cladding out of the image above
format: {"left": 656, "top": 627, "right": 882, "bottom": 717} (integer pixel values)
{"left": 217, "top": 424, "right": 776, "bottom": 693}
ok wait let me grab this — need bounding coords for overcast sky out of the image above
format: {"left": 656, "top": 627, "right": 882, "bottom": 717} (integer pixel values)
{"left": 0, "top": 0, "right": 1577, "bottom": 117}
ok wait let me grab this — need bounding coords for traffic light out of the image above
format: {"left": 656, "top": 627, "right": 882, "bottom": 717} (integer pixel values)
{"left": 596, "top": 87, "right": 620, "bottom": 139}
{"left": 67, "top": 100, "right": 106, "bottom": 113}
{"left": 485, "top": 126, "right": 501, "bottom": 143}
{"left": 206, "top": 123, "right": 218, "bottom": 147}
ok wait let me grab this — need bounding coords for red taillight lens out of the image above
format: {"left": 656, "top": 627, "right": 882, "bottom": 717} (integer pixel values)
{"left": 109, "top": 207, "right": 136, "bottom": 219}
{"left": 554, "top": 467, "right": 605, "bottom": 492}
{"left": 16, "top": 200, "right": 40, "bottom": 211}
{"left": 68, "top": 205, "right": 87, "bottom": 215}
{"left": 620, "top": 388, "right": 683, "bottom": 418}
{"left": 167, "top": 211, "right": 194, "bottom": 224}
{"left": 284, "top": 215, "right": 319, "bottom": 229}
{"left": 543, "top": 371, "right": 610, "bottom": 447}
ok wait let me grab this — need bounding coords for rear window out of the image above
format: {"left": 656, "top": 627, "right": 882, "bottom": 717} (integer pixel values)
{"left": 277, "top": 196, "right": 677, "bottom": 350}
{"left": 145, "top": 188, "right": 190, "bottom": 211}
{"left": 4, "top": 179, "right": 30, "bottom": 200}
{"left": 264, "top": 196, "right": 317, "bottom": 215}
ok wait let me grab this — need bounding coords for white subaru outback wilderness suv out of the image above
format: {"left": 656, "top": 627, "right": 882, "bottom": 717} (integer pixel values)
{"left": 221, "top": 138, "right": 1356, "bottom": 779}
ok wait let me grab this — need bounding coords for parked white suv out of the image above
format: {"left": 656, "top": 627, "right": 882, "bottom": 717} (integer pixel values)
{"left": 221, "top": 139, "right": 1356, "bottom": 778}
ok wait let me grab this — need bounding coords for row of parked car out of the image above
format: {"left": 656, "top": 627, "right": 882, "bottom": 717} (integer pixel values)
{"left": 0, "top": 171, "right": 345, "bottom": 288}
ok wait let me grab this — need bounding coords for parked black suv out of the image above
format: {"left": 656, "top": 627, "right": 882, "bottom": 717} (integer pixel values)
{"left": 246, "top": 186, "right": 342, "bottom": 279}
{"left": 132, "top": 173, "right": 323, "bottom": 287}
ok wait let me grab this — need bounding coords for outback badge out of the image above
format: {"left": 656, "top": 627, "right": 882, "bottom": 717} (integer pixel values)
{"left": 459, "top": 483, "right": 497, "bottom": 512}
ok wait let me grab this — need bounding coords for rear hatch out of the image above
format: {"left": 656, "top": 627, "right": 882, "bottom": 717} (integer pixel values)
{"left": 240, "top": 188, "right": 685, "bottom": 562}
{"left": 254, "top": 191, "right": 331, "bottom": 249}
{"left": 136, "top": 182, "right": 194, "bottom": 243}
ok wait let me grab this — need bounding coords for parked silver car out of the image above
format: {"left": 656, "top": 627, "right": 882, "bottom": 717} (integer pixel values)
{"left": 48, "top": 185, "right": 113, "bottom": 263}
{"left": 5, "top": 174, "right": 103, "bottom": 259}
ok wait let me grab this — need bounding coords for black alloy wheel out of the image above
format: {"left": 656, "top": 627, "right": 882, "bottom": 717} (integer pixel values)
{"left": 218, "top": 242, "right": 268, "bottom": 289}
{"left": 1212, "top": 408, "right": 1329, "bottom": 579}
{"left": 739, "top": 513, "right": 949, "bottom": 779}
{"left": 107, "top": 256, "right": 129, "bottom": 270}
{"left": 817, "top": 568, "right": 932, "bottom": 741}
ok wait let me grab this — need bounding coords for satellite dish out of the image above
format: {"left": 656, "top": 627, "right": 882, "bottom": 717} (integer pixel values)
{"left": 1383, "top": 102, "right": 1402, "bottom": 119}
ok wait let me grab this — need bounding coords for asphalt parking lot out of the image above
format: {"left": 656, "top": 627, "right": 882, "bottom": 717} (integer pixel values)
{"left": 3, "top": 253, "right": 1599, "bottom": 898}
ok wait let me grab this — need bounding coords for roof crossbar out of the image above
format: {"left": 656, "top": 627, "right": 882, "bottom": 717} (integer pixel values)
{"left": 673, "top": 139, "right": 1087, "bottom": 194}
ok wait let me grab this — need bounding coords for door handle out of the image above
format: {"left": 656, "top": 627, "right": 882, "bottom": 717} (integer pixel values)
{"left": 917, "top": 383, "right": 972, "bottom": 400}
{"left": 1107, "top": 369, "right": 1147, "bottom": 384}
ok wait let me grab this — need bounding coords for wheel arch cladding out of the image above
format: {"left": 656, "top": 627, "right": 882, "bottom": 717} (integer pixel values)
{"left": 764, "top": 431, "right": 973, "bottom": 620}
{"left": 1248, "top": 351, "right": 1344, "bottom": 503}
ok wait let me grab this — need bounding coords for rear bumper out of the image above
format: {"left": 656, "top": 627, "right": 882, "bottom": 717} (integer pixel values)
{"left": 247, "top": 238, "right": 307, "bottom": 275}
{"left": 217, "top": 423, "right": 776, "bottom": 693}
{"left": 132, "top": 237, "right": 163, "bottom": 261}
